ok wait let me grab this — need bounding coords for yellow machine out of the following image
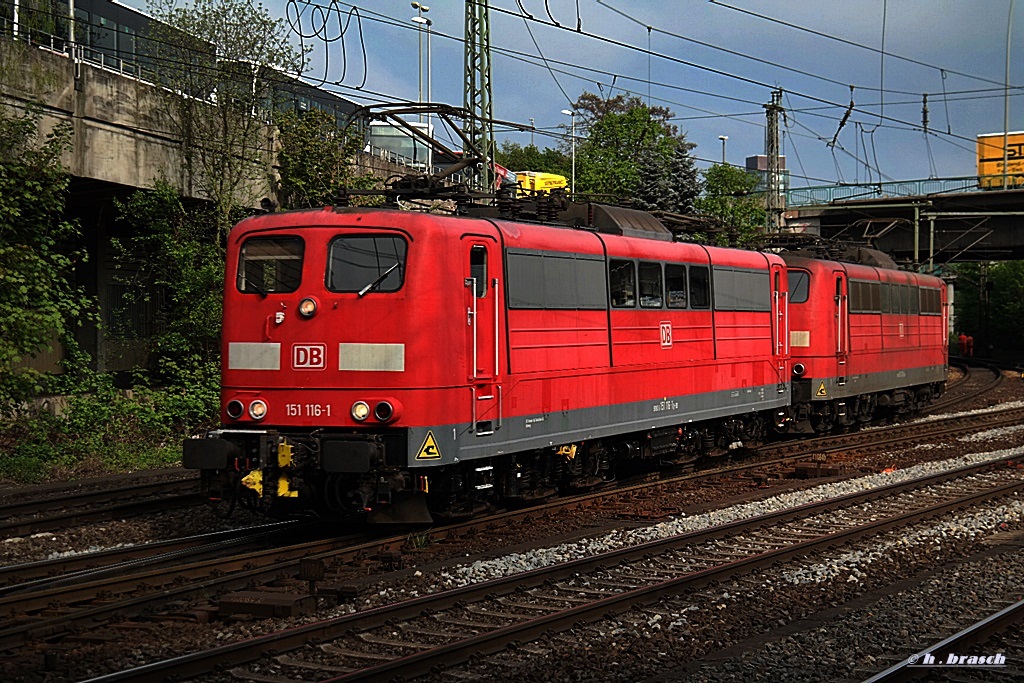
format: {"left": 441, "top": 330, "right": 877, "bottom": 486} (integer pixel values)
{"left": 516, "top": 171, "right": 568, "bottom": 194}
{"left": 977, "top": 132, "right": 1024, "bottom": 188}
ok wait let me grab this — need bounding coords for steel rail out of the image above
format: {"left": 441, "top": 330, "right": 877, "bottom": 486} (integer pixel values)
{"left": 861, "top": 597, "right": 1024, "bottom": 682}
{"left": 81, "top": 457, "right": 1024, "bottom": 683}
{"left": 0, "top": 521, "right": 298, "bottom": 595}
{"left": 8, "top": 406, "right": 1020, "bottom": 654}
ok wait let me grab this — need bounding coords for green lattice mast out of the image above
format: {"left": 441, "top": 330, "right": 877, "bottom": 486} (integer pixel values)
{"left": 464, "top": 0, "right": 496, "bottom": 191}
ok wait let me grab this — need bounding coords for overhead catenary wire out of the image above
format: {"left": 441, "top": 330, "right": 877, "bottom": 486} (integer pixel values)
{"left": 476, "top": 0, "right": 1000, "bottom": 155}
{"left": 709, "top": 0, "right": 1024, "bottom": 91}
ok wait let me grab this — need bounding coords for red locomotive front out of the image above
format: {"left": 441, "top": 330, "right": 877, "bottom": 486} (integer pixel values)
{"left": 184, "top": 204, "right": 796, "bottom": 522}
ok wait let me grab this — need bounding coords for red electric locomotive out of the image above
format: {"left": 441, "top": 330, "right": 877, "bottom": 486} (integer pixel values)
{"left": 782, "top": 250, "right": 947, "bottom": 432}
{"left": 183, "top": 203, "right": 794, "bottom": 522}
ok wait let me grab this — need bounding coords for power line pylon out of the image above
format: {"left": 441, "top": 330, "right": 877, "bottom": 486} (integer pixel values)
{"left": 464, "top": 0, "right": 496, "bottom": 191}
{"left": 764, "top": 88, "right": 784, "bottom": 232}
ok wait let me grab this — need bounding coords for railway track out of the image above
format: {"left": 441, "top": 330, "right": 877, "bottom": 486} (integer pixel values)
{"left": 862, "top": 597, "right": 1024, "bottom": 682}
{"left": 927, "top": 359, "right": 1004, "bottom": 415}
{"left": 0, "top": 475, "right": 201, "bottom": 538}
{"left": 0, "top": 521, "right": 297, "bottom": 592}
{"left": 81, "top": 457, "right": 1024, "bottom": 682}
{"left": 2, "top": 400, "right": 1020, "bottom": 665}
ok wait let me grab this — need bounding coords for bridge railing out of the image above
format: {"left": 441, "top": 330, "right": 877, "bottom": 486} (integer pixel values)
{"left": 787, "top": 176, "right": 1023, "bottom": 207}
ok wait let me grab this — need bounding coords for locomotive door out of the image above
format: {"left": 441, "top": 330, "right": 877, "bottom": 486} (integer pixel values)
{"left": 771, "top": 264, "right": 788, "bottom": 389}
{"left": 833, "top": 271, "right": 849, "bottom": 386}
{"left": 464, "top": 239, "right": 502, "bottom": 436}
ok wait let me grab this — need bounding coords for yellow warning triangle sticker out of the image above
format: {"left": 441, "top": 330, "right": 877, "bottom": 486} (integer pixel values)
{"left": 416, "top": 430, "right": 442, "bottom": 460}
{"left": 816, "top": 381, "right": 828, "bottom": 397}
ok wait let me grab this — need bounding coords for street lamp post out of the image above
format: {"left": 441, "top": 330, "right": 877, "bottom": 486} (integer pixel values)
{"left": 411, "top": 3, "right": 429, "bottom": 118}
{"left": 561, "top": 109, "right": 576, "bottom": 195}
{"left": 718, "top": 135, "right": 728, "bottom": 164}
{"left": 411, "top": 3, "right": 431, "bottom": 168}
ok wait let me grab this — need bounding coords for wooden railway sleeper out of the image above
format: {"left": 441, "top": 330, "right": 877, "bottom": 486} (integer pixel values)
{"left": 227, "top": 667, "right": 305, "bottom": 683}
{"left": 464, "top": 604, "right": 533, "bottom": 621}
{"left": 317, "top": 643, "right": 392, "bottom": 661}
{"left": 272, "top": 654, "right": 356, "bottom": 673}
{"left": 357, "top": 632, "right": 433, "bottom": 650}
{"left": 527, "top": 588, "right": 591, "bottom": 603}
{"left": 400, "top": 623, "right": 473, "bottom": 639}
{"left": 495, "top": 597, "right": 566, "bottom": 613}
{"left": 430, "top": 613, "right": 500, "bottom": 629}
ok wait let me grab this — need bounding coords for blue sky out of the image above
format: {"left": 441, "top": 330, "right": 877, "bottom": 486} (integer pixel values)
{"left": 124, "top": 0, "right": 1024, "bottom": 189}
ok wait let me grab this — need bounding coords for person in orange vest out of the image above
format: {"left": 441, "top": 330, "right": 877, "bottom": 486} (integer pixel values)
{"left": 966, "top": 335, "right": 974, "bottom": 357}
{"left": 958, "top": 332, "right": 967, "bottom": 356}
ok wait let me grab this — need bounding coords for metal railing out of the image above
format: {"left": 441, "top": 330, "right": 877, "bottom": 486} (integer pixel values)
{"left": 787, "top": 175, "right": 1021, "bottom": 207}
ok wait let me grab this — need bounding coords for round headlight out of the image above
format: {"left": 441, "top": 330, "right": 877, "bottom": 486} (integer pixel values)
{"left": 226, "top": 400, "right": 244, "bottom": 419}
{"left": 298, "top": 297, "right": 318, "bottom": 318}
{"left": 351, "top": 401, "right": 370, "bottom": 421}
{"left": 793, "top": 363, "right": 806, "bottom": 377}
{"left": 374, "top": 401, "right": 394, "bottom": 422}
{"left": 249, "top": 399, "right": 268, "bottom": 420}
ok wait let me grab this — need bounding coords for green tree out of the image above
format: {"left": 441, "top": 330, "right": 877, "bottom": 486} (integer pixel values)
{"left": 948, "top": 261, "right": 1024, "bottom": 357}
{"left": 145, "top": 0, "right": 305, "bottom": 239}
{"left": 0, "top": 106, "right": 93, "bottom": 408}
{"left": 633, "top": 134, "right": 700, "bottom": 215}
{"left": 275, "top": 109, "right": 377, "bottom": 209}
{"left": 569, "top": 93, "right": 698, "bottom": 203}
{"left": 573, "top": 92, "right": 676, "bottom": 137}
{"left": 113, "top": 181, "right": 224, "bottom": 375}
{"left": 576, "top": 105, "right": 677, "bottom": 199}
{"left": 695, "top": 164, "right": 766, "bottom": 243}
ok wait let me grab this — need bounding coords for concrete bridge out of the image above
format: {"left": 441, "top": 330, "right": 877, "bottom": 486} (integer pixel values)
{"left": 1, "top": 36, "right": 408, "bottom": 373}
{"left": 787, "top": 180, "right": 1024, "bottom": 269}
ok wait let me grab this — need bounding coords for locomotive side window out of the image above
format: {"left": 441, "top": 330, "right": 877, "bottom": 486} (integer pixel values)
{"left": 506, "top": 250, "right": 605, "bottom": 310}
{"left": 880, "top": 283, "right": 891, "bottom": 313}
{"left": 470, "top": 246, "right": 487, "bottom": 298}
{"left": 849, "top": 280, "right": 881, "bottom": 313}
{"left": 920, "top": 288, "right": 942, "bottom": 314}
{"left": 713, "top": 267, "right": 770, "bottom": 312}
{"left": 689, "top": 266, "right": 710, "bottom": 309}
{"left": 609, "top": 260, "right": 636, "bottom": 308}
{"left": 327, "top": 235, "right": 407, "bottom": 293}
{"left": 237, "top": 237, "right": 304, "bottom": 294}
{"left": 666, "top": 264, "right": 687, "bottom": 308}
{"left": 908, "top": 285, "right": 919, "bottom": 314}
{"left": 788, "top": 270, "right": 809, "bottom": 303}
{"left": 638, "top": 262, "right": 663, "bottom": 308}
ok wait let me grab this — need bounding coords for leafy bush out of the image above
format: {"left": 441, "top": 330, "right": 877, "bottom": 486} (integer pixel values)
{"left": 0, "top": 106, "right": 95, "bottom": 409}
{"left": 1, "top": 364, "right": 219, "bottom": 482}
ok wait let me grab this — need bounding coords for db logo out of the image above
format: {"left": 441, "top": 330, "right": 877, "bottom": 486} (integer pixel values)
{"left": 292, "top": 344, "right": 326, "bottom": 370}
{"left": 660, "top": 322, "right": 672, "bottom": 349}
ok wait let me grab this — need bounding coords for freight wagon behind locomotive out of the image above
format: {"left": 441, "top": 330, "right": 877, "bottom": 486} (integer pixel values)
{"left": 183, "top": 202, "right": 947, "bottom": 524}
